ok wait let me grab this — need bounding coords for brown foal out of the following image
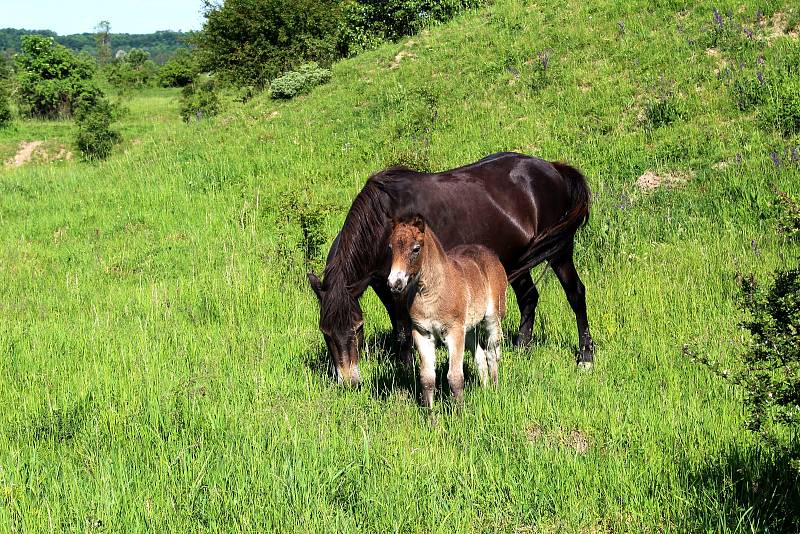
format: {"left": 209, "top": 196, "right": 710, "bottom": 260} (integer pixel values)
{"left": 387, "top": 215, "right": 508, "bottom": 408}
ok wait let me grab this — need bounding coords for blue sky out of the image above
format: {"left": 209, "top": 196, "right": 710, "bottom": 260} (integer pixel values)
{"left": 3, "top": 0, "right": 206, "bottom": 34}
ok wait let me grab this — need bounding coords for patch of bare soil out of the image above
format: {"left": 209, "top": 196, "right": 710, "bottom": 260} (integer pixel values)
{"left": 5, "top": 140, "right": 43, "bottom": 168}
{"left": 763, "top": 11, "right": 798, "bottom": 40}
{"left": 4, "top": 140, "right": 73, "bottom": 168}
{"left": 635, "top": 170, "right": 695, "bottom": 192}
{"left": 526, "top": 424, "right": 590, "bottom": 454}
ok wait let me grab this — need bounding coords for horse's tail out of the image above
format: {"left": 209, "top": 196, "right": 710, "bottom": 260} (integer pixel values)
{"left": 506, "top": 162, "right": 591, "bottom": 282}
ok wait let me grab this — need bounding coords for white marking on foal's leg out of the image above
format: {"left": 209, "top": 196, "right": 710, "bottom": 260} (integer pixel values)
{"left": 446, "top": 328, "right": 466, "bottom": 403}
{"left": 485, "top": 315, "right": 502, "bottom": 386}
{"left": 413, "top": 330, "right": 436, "bottom": 408}
{"left": 468, "top": 329, "right": 489, "bottom": 386}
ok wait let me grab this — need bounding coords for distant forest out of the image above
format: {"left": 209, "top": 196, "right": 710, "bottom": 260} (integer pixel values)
{"left": 0, "top": 28, "right": 191, "bottom": 64}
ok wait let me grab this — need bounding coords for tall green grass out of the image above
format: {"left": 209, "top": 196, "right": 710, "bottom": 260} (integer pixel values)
{"left": 1, "top": 0, "right": 799, "bottom": 531}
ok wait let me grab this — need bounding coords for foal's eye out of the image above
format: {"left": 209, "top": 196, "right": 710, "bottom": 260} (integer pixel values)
{"left": 388, "top": 243, "right": 392, "bottom": 251}
{"left": 412, "top": 243, "right": 421, "bottom": 253}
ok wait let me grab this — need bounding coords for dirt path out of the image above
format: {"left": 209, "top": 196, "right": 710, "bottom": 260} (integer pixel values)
{"left": 5, "top": 140, "right": 44, "bottom": 168}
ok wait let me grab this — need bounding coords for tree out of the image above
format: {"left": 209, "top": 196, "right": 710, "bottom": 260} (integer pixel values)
{"left": 0, "top": 55, "right": 12, "bottom": 127}
{"left": 157, "top": 48, "right": 198, "bottom": 87}
{"left": 95, "top": 21, "right": 111, "bottom": 65}
{"left": 15, "top": 35, "right": 100, "bottom": 119}
{"left": 192, "top": 0, "right": 342, "bottom": 87}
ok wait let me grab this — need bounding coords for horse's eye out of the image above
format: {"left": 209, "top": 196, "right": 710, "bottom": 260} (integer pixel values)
{"left": 388, "top": 243, "right": 392, "bottom": 250}
{"left": 412, "top": 243, "right": 421, "bottom": 253}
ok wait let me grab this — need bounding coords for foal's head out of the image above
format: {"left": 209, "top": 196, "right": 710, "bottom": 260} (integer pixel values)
{"left": 388, "top": 215, "right": 427, "bottom": 294}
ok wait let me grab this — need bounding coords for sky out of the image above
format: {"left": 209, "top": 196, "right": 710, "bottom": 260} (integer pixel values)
{"left": 2, "top": 0, "right": 206, "bottom": 35}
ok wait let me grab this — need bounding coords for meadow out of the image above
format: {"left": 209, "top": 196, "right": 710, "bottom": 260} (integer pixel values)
{"left": 1, "top": 0, "right": 799, "bottom": 531}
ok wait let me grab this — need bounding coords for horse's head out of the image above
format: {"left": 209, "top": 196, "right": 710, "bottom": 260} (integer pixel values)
{"left": 307, "top": 272, "right": 364, "bottom": 386}
{"left": 387, "top": 215, "right": 426, "bottom": 294}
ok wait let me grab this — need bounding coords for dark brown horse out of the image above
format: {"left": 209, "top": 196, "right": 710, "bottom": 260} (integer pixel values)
{"left": 308, "top": 152, "right": 593, "bottom": 385}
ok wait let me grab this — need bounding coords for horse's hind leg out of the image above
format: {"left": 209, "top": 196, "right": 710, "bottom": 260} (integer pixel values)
{"left": 550, "top": 249, "right": 594, "bottom": 368}
{"left": 511, "top": 272, "right": 539, "bottom": 348}
{"left": 467, "top": 330, "right": 489, "bottom": 386}
{"left": 485, "top": 316, "right": 502, "bottom": 385}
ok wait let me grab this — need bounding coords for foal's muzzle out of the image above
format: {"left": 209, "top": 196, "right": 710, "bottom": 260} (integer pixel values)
{"left": 388, "top": 270, "right": 408, "bottom": 294}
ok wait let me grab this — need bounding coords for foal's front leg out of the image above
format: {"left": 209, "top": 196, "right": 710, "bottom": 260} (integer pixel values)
{"left": 412, "top": 330, "right": 437, "bottom": 409}
{"left": 445, "top": 327, "right": 466, "bottom": 402}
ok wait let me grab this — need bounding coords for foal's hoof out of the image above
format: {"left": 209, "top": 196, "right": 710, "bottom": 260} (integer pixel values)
{"left": 577, "top": 360, "right": 593, "bottom": 371}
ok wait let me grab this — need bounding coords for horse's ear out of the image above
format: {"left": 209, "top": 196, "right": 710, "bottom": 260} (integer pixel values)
{"left": 307, "top": 272, "right": 324, "bottom": 301}
{"left": 411, "top": 215, "right": 426, "bottom": 233}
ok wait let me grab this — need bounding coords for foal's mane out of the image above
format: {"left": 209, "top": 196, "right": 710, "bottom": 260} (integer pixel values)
{"left": 320, "top": 165, "right": 419, "bottom": 326}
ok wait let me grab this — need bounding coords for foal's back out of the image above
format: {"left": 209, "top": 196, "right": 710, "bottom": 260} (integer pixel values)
{"left": 449, "top": 244, "right": 507, "bottom": 326}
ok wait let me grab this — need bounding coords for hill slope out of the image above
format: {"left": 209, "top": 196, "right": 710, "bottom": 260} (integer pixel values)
{"left": 1, "top": 0, "right": 799, "bottom": 531}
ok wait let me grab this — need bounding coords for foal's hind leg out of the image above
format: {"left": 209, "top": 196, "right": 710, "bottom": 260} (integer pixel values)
{"left": 484, "top": 315, "right": 503, "bottom": 385}
{"left": 467, "top": 330, "right": 489, "bottom": 386}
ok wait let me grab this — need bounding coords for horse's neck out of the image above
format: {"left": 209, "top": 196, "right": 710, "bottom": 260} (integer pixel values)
{"left": 418, "top": 230, "right": 449, "bottom": 294}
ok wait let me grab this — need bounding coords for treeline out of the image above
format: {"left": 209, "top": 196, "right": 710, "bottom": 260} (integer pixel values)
{"left": 0, "top": 28, "right": 191, "bottom": 64}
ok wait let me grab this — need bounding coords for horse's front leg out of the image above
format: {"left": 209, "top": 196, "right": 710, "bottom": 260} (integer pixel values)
{"left": 372, "top": 279, "right": 414, "bottom": 369}
{"left": 445, "top": 327, "right": 466, "bottom": 402}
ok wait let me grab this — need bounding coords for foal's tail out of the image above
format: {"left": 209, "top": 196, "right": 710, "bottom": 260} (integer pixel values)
{"left": 506, "top": 162, "right": 591, "bottom": 282}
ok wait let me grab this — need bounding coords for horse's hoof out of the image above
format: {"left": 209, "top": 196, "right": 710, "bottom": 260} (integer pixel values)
{"left": 577, "top": 361, "right": 593, "bottom": 371}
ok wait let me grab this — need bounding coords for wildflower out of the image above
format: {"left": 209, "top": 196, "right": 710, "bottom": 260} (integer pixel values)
{"left": 757, "top": 55, "right": 765, "bottom": 65}
{"left": 618, "top": 21, "right": 625, "bottom": 35}
{"left": 770, "top": 151, "right": 781, "bottom": 167}
{"left": 713, "top": 8, "right": 724, "bottom": 27}
{"left": 757, "top": 72, "right": 764, "bottom": 85}
{"left": 743, "top": 27, "right": 754, "bottom": 39}
{"left": 791, "top": 147, "right": 799, "bottom": 163}
{"left": 538, "top": 51, "right": 549, "bottom": 70}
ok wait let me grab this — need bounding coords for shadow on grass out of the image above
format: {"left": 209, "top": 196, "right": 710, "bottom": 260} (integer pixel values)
{"left": 683, "top": 443, "right": 800, "bottom": 532}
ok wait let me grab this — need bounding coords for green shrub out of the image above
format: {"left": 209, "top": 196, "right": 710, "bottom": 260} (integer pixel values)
{"left": 761, "top": 74, "right": 800, "bottom": 137}
{"left": 731, "top": 72, "right": 768, "bottom": 111}
{"left": 0, "top": 89, "right": 11, "bottom": 127}
{"left": 73, "top": 94, "right": 121, "bottom": 161}
{"left": 157, "top": 49, "right": 197, "bottom": 88}
{"left": 338, "top": 0, "right": 487, "bottom": 55}
{"left": 15, "top": 35, "right": 99, "bottom": 119}
{"left": 775, "top": 190, "right": 800, "bottom": 242}
{"left": 179, "top": 80, "right": 220, "bottom": 121}
{"left": 642, "top": 95, "right": 682, "bottom": 130}
{"left": 691, "top": 268, "right": 800, "bottom": 470}
{"left": 269, "top": 62, "right": 331, "bottom": 99}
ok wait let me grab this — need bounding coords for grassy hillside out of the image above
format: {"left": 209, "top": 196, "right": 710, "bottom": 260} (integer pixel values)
{"left": 1, "top": 0, "right": 799, "bottom": 531}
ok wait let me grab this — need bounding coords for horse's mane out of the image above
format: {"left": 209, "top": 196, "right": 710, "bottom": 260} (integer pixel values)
{"left": 320, "top": 165, "right": 420, "bottom": 328}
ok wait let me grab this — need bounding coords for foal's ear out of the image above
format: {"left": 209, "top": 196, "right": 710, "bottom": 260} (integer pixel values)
{"left": 307, "top": 272, "right": 324, "bottom": 301}
{"left": 410, "top": 215, "right": 426, "bottom": 233}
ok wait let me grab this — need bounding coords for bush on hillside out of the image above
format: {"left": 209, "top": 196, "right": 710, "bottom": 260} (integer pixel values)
{"left": 269, "top": 62, "right": 331, "bottom": 99}
{"left": 338, "top": 0, "right": 487, "bottom": 55}
{"left": 157, "top": 49, "right": 198, "bottom": 87}
{"left": 15, "top": 35, "right": 99, "bottom": 119}
{"left": 691, "top": 268, "right": 800, "bottom": 471}
{"left": 0, "top": 56, "right": 11, "bottom": 127}
{"left": 73, "top": 93, "right": 121, "bottom": 160}
{"left": 193, "top": 0, "right": 341, "bottom": 87}
{"left": 0, "top": 89, "right": 11, "bottom": 127}
{"left": 179, "top": 79, "right": 220, "bottom": 121}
